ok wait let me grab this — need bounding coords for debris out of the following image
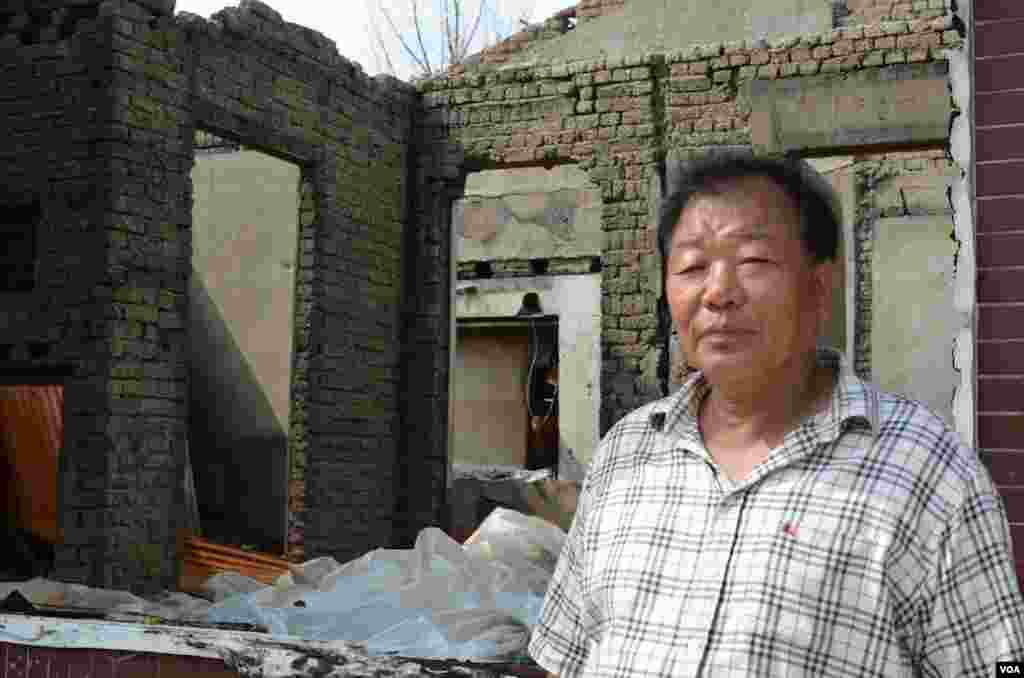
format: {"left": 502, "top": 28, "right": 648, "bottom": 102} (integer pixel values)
{"left": 202, "top": 509, "right": 565, "bottom": 661}
{"left": 0, "top": 590, "right": 36, "bottom": 613}
{"left": 178, "top": 533, "right": 292, "bottom": 595}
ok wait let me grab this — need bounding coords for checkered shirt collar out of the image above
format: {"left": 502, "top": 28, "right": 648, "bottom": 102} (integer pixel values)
{"left": 647, "top": 347, "right": 878, "bottom": 452}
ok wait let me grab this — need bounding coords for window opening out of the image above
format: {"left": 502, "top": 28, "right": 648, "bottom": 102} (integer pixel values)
{"left": 0, "top": 201, "right": 40, "bottom": 293}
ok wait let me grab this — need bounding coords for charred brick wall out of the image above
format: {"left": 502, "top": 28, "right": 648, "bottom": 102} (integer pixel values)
{"left": 146, "top": 0, "right": 420, "bottom": 572}
{"left": 0, "top": 0, "right": 435, "bottom": 589}
{"left": 0, "top": 0, "right": 128, "bottom": 588}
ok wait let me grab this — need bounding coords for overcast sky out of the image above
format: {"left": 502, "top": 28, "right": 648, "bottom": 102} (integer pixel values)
{"left": 174, "top": 0, "right": 572, "bottom": 79}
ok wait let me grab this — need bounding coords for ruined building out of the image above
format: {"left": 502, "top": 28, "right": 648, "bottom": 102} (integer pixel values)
{"left": 0, "top": 0, "right": 999, "bottom": 591}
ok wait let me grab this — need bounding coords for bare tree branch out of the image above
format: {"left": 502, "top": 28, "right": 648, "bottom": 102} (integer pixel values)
{"left": 452, "top": 0, "right": 463, "bottom": 64}
{"left": 381, "top": 3, "right": 432, "bottom": 74}
{"left": 369, "top": 0, "right": 531, "bottom": 80}
{"left": 441, "top": 0, "right": 453, "bottom": 71}
{"left": 462, "top": 0, "right": 486, "bottom": 62}
{"left": 410, "top": 0, "right": 435, "bottom": 75}
{"left": 370, "top": 19, "right": 397, "bottom": 75}
{"left": 364, "top": 0, "right": 397, "bottom": 75}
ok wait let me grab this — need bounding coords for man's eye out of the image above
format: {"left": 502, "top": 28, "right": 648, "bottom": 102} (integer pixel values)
{"left": 742, "top": 258, "right": 773, "bottom": 266}
{"left": 677, "top": 265, "right": 704, "bottom": 275}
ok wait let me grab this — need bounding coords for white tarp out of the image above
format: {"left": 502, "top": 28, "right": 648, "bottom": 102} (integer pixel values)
{"left": 204, "top": 508, "right": 566, "bottom": 660}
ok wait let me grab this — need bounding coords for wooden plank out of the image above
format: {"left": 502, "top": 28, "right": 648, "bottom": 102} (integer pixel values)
{"left": 184, "top": 537, "right": 290, "bottom": 568}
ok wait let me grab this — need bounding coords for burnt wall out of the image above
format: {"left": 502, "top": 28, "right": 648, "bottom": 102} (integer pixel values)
{"left": 136, "top": 0, "right": 420, "bottom": 571}
{"left": 0, "top": 0, "right": 127, "bottom": 588}
{"left": 0, "top": 0, "right": 433, "bottom": 589}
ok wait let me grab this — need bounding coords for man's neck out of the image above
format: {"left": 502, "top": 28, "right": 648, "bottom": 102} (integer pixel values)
{"left": 701, "top": 352, "right": 825, "bottom": 450}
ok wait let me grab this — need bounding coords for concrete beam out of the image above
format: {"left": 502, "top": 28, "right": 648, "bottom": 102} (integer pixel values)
{"left": 746, "top": 62, "right": 952, "bottom": 153}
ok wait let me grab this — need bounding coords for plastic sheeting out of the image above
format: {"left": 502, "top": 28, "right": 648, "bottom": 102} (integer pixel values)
{"left": 0, "top": 509, "right": 566, "bottom": 661}
{"left": 204, "top": 509, "right": 566, "bottom": 660}
{"left": 0, "top": 578, "right": 213, "bottom": 622}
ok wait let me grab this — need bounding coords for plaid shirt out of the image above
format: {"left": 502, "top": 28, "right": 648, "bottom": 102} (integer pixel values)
{"left": 528, "top": 349, "right": 1024, "bottom": 677}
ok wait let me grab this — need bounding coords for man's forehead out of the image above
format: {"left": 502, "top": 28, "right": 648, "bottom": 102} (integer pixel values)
{"left": 672, "top": 181, "right": 800, "bottom": 246}
{"left": 671, "top": 215, "right": 791, "bottom": 249}
{"left": 673, "top": 220, "right": 776, "bottom": 241}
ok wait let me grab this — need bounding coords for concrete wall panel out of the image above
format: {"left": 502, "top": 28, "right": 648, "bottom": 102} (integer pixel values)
{"left": 748, "top": 63, "right": 952, "bottom": 153}
{"left": 455, "top": 167, "right": 603, "bottom": 262}
{"left": 451, "top": 329, "right": 530, "bottom": 467}
{"left": 521, "top": 0, "right": 832, "bottom": 66}
{"left": 872, "top": 216, "right": 958, "bottom": 423}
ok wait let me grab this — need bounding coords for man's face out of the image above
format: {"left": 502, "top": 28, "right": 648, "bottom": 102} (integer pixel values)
{"left": 665, "top": 176, "right": 835, "bottom": 390}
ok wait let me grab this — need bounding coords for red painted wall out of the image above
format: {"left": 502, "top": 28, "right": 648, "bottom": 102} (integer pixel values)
{"left": 0, "top": 386, "right": 62, "bottom": 544}
{"left": 974, "top": 0, "right": 1024, "bottom": 581}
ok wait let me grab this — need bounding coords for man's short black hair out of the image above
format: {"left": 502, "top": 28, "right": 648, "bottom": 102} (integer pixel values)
{"left": 653, "top": 151, "right": 842, "bottom": 396}
{"left": 656, "top": 151, "right": 842, "bottom": 274}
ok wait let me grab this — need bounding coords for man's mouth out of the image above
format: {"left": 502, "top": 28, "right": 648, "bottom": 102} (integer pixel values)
{"left": 702, "top": 327, "right": 754, "bottom": 338}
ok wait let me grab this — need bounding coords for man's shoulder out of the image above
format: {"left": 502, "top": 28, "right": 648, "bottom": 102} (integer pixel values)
{"left": 871, "top": 387, "right": 966, "bottom": 450}
{"left": 589, "top": 395, "right": 680, "bottom": 472}
{"left": 856, "top": 384, "right": 985, "bottom": 499}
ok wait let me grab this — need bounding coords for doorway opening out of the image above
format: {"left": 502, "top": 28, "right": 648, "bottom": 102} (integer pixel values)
{"left": 188, "top": 129, "right": 302, "bottom": 554}
{"left": 452, "top": 316, "right": 559, "bottom": 471}
{"left": 0, "top": 377, "right": 63, "bottom": 580}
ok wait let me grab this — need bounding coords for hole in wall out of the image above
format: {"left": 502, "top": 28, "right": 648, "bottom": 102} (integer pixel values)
{"left": 473, "top": 261, "right": 494, "bottom": 278}
{"left": 529, "top": 259, "right": 549, "bottom": 275}
{"left": 590, "top": 257, "right": 603, "bottom": 273}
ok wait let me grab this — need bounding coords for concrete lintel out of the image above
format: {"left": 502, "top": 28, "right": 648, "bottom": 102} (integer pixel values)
{"left": 456, "top": 276, "right": 558, "bottom": 296}
{"left": 746, "top": 62, "right": 952, "bottom": 154}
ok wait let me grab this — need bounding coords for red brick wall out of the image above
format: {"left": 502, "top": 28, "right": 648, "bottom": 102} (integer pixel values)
{"left": 975, "top": 0, "right": 1024, "bottom": 575}
{"left": 576, "top": 0, "right": 627, "bottom": 23}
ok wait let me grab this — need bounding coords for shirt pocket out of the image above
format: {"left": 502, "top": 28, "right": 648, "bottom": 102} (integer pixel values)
{"left": 770, "top": 522, "right": 885, "bottom": 607}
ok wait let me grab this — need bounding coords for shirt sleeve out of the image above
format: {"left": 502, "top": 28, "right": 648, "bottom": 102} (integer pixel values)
{"left": 917, "top": 463, "right": 1024, "bottom": 676}
{"left": 528, "top": 478, "right": 594, "bottom": 678}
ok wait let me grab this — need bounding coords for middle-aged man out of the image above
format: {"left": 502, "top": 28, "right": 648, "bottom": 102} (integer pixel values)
{"left": 527, "top": 152, "right": 1024, "bottom": 677}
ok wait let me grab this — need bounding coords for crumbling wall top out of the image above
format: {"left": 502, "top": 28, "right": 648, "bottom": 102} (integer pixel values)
{"left": 416, "top": 13, "right": 957, "bottom": 92}
{"left": 169, "top": 0, "right": 417, "bottom": 101}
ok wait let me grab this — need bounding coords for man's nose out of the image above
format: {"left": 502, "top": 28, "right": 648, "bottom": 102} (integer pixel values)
{"left": 703, "top": 263, "right": 742, "bottom": 309}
